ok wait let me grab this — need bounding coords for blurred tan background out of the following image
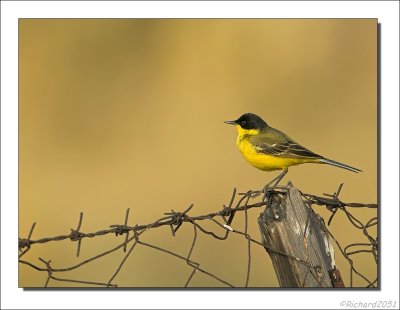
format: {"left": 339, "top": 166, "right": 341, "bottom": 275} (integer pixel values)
{"left": 19, "top": 19, "right": 377, "bottom": 287}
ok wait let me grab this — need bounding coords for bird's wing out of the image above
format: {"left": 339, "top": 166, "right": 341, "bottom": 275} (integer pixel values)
{"left": 249, "top": 127, "right": 323, "bottom": 159}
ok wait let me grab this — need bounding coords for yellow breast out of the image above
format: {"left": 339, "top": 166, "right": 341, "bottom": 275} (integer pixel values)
{"left": 235, "top": 129, "right": 314, "bottom": 171}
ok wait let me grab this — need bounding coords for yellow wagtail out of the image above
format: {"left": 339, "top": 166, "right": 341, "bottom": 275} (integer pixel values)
{"left": 225, "top": 113, "right": 361, "bottom": 186}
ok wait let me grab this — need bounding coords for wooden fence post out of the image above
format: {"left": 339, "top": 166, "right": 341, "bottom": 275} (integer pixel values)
{"left": 258, "top": 182, "right": 342, "bottom": 287}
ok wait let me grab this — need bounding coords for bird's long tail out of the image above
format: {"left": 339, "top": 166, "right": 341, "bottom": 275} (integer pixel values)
{"left": 320, "top": 158, "right": 362, "bottom": 173}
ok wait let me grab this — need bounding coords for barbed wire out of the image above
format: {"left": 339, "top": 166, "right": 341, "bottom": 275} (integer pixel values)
{"left": 19, "top": 182, "right": 377, "bottom": 288}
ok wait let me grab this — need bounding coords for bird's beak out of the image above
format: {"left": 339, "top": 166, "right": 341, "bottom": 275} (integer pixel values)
{"left": 224, "top": 120, "right": 237, "bottom": 125}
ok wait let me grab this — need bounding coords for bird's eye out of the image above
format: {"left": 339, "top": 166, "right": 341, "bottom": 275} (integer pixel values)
{"left": 241, "top": 121, "right": 247, "bottom": 127}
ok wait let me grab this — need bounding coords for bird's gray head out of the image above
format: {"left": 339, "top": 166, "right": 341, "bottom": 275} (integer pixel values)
{"left": 224, "top": 113, "right": 268, "bottom": 131}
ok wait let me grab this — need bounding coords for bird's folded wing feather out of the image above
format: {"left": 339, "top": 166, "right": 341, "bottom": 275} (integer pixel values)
{"left": 249, "top": 128, "right": 323, "bottom": 159}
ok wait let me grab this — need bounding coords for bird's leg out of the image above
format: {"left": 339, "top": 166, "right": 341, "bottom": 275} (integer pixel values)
{"left": 271, "top": 168, "right": 288, "bottom": 187}
{"left": 263, "top": 168, "right": 288, "bottom": 192}
{"left": 262, "top": 168, "right": 288, "bottom": 203}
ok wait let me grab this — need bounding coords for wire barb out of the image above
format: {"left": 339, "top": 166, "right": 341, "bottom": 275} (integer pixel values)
{"left": 19, "top": 222, "right": 37, "bottom": 258}
{"left": 69, "top": 212, "right": 84, "bottom": 257}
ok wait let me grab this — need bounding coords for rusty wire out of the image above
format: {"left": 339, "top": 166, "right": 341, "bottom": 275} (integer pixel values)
{"left": 18, "top": 183, "right": 377, "bottom": 288}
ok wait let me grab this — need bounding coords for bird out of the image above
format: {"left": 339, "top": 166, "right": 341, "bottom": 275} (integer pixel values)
{"left": 224, "top": 113, "right": 361, "bottom": 187}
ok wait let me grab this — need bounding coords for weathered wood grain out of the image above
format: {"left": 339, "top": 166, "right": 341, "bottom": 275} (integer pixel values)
{"left": 258, "top": 183, "right": 337, "bottom": 287}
